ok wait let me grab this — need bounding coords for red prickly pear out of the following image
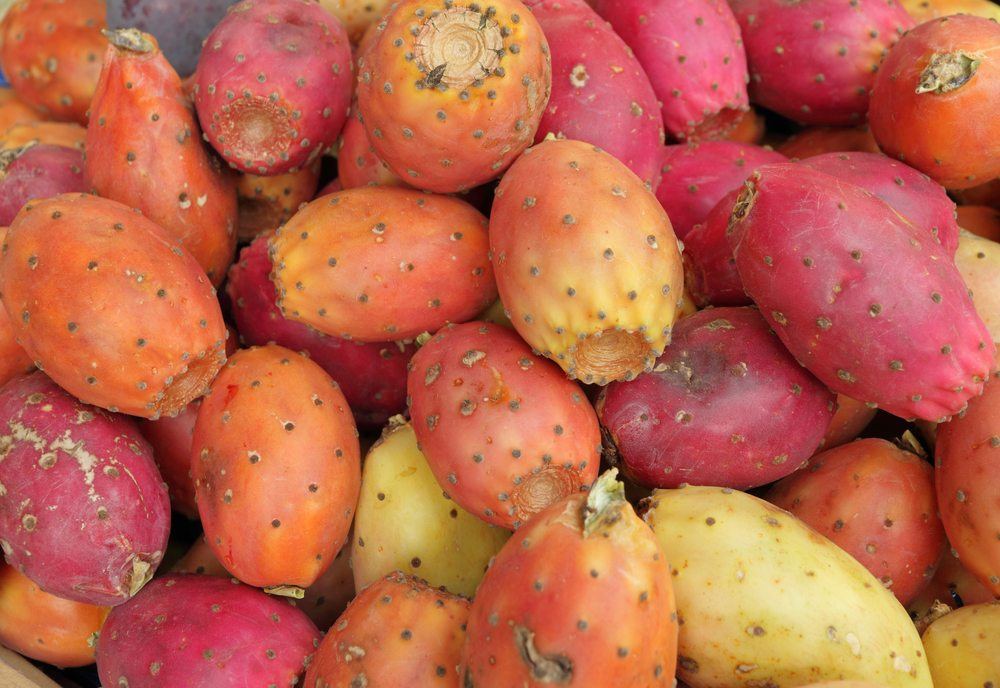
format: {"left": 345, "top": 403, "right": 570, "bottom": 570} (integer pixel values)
{"left": 767, "top": 438, "right": 946, "bottom": 605}
{"left": 226, "top": 235, "right": 415, "bottom": 429}
{"left": 778, "top": 125, "right": 880, "bottom": 160}
{"left": 598, "top": 307, "right": 835, "bottom": 490}
{"left": 407, "top": 321, "right": 601, "bottom": 530}
{"left": 869, "top": 15, "right": 1000, "bottom": 190}
{"left": 0, "top": 0, "right": 107, "bottom": 124}
{"left": 316, "top": 177, "right": 342, "bottom": 197}
{"left": 237, "top": 162, "right": 322, "bottom": 242}
{"left": 356, "top": 0, "right": 552, "bottom": 193}
{"left": 306, "top": 572, "right": 469, "bottom": 685}
{"left": 0, "top": 564, "right": 109, "bottom": 667}
{"left": 824, "top": 394, "right": 877, "bottom": 448}
{"left": 192, "top": 345, "right": 361, "bottom": 592}
{"left": 460, "top": 470, "right": 678, "bottom": 687}
{"left": 525, "top": 0, "right": 665, "bottom": 189}
{"left": 490, "top": 138, "right": 684, "bottom": 384}
{"left": 682, "top": 188, "right": 750, "bottom": 307}
{"left": 0, "top": 121, "right": 86, "bottom": 151}
{"left": 935, "top": 378, "right": 1000, "bottom": 595}
{"left": 728, "top": 0, "right": 914, "bottom": 125}
{"left": 0, "top": 90, "right": 38, "bottom": 132}
{"left": 269, "top": 187, "right": 497, "bottom": 342}
{"left": 86, "top": 28, "right": 238, "bottom": 286}
{"left": 592, "top": 0, "right": 749, "bottom": 142}
{"left": 138, "top": 401, "right": 201, "bottom": 519}
{"left": 801, "top": 152, "right": 960, "bottom": 256}
{"left": 0, "top": 194, "right": 228, "bottom": 418}
{"left": 0, "top": 143, "right": 86, "bottom": 226}
{"left": 0, "top": 372, "right": 171, "bottom": 606}
{"left": 96, "top": 574, "right": 321, "bottom": 687}
{"left": 194, "top": 0, "right": 353, "bottom": 176}
{"left": 907, "top": 548, "right": 997, "bottom": 624}
{"left": 657, "top": 141, "right": 786, "bottom": 240}
{"left": 336, "top": 106, "right": 409, "bottom": 189}
{"left": 318, "top": 0, "right": 394, "bottom": 43}
{"left": 728, "top": 163, "right": 995, "bottom": 422}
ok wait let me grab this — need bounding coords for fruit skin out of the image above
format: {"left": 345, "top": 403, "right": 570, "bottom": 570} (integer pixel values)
{"left": 902, "top": 0, "right": 1000, "bottom": 22}
{"left": 952, "top": 179, "right": 1000, "bottom": 211}
{"left": 305, "top": 572, "right": 470, "bottom": 686}
{"left": 921, "top": 602, "right": 1000, "bottom": 688}
{"left": 352, "top": 419, "right": 510, "bottom": 595}
{"left": 778, "top": 126, "right": 881, "bottom": 160}
{"left": 0, "top": 121, "right": 85, "bottom": 151}
{"left": 800, "top": 152, "right": 960, "bottom": 256}
{"left": 192, "top": 345, "right": 361, "bottom": 590}
{"left": 0, "top": 564, "right": 108, "bottom": 667}
{"left": 729, "top": 0, "right": 913, "bottom": 126}
{"left": 0, "top": 193, "right": 228, "bottom": 418}
{"left": 356, "top": 0, "right": 552, "bottom": 193}
{"left": 592, "top": 0, "right": 749, "bottom": 141}
{"left": 823, "top": 394, "right": 877, "bottom": 448}
{"left": 491, "top": 138, "right": 684, "bottom": 384}
{"left": 957, "top": 205, "right": 1000, "bottom": 242}
{"left": 728, "top": 163, "right": 995, "bottom": 422}
{"left": 935, "top": 378, "right": 1000, "bottom": 595}
{"left": 336, "top": 106, "right": 408, "bottom": 189}
{"left": 0, "top": 0, "right": 106, "bottom": 123}
{"left": 869, "top": 15, "right": 1000, "bottom": 190}
{"left": 0, "top": 143, "right": 85, "bottom": 226}
{"left": 270, "top": 186, "right": 496, "bottom": 342}
{"left": 193, "top": 0, "right": 353, "bottom": 176}
{"left": 907, "top": 548, "right": 997, "bottom": 624}
{"left": 724, "top": 107, "right": 766, "bottom": 145}
{"left": 86, "top": 29, "right": 238, "bottom": 286}
{"left": 237, "top": 161, "right": 321, "bottom": 242}
{"left": 955, "top": 230, "right": 1000, "bottom": 346}
{"left": 683, "top": 188, "right": 751, "bottom": 308}
{"left": 526, "top": 0, "right": 664, "bottom": 188}
{"left": 460, "top": 470, "right": 678, "bottom": 687}
{"left": 96, "top": 574, "right": 321, "bottom": 688}
{"left": 0, "top": 239, "right": 34, "bottom": 388}
{"left": 598, "top": 307, "right": 836, "bottom": 490}
{"left": 766, "top": 438, "right": 945, "bottom": 605}
{"left": 137, "top": 401, "right": 200, "bottom": 519}
{"left": 0, "top": 372, "right": 171, "bottom": 607}
{"left": 408, "top": 321, "right": 600, "bottom": 530}
{"left": 318, "top": 0, "right": 393, "bottom": 43}
{"left": 0, "top": 89, "right": 38, "bottom": 132}
{"left": 657, "top": 141, "right": 786, "bottom": 240}
{"left": 106, "top": 0, "right": 238, "bottom": 77}
{"left": 645, "top": 485, "right": 932, "bottom": 688}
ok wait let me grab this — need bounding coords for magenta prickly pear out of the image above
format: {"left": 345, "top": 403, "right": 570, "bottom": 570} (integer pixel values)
{"left": 0, "top": 373, "right": 170, "bottom": 607}
{"left": 728, "top": 163, "right": 995, "bottom": 422}
{"left": 683, "top": 188, "right": 751, "bottom": 307}
{"left": 193, "top": 0, "right": 353, "bottom": 175}
{"left": 0, "top": 144, "right": 86, "bottom": 226}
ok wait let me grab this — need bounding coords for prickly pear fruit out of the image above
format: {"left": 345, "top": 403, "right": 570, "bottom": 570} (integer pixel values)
{"left": 192, "top": 345, "right": 361, "bottom": 591}
{"left": 921, "top": 602, "right": 1000, "bottom": 688}
{"left": 86, "top": 28, "right": 238, "bottom": 286}
{"left": 0, "top": 372, "right": 171, "bottom": 606}
{"left": 305, "top": 572, "right": 469, "bottom": 686}
{"left": 593, "top": 0, "right": 748, "bottom": 142}
{"left": 824, "top": 394, "right": 877, "bottom": 448}
{"left": 0, "top": 261, "right": 33, "bottom": 388}
{"left": 0, "top": 194, "right": 228, "bottom": 418}
{"left": 269, "top": 186, "right": 496, "bottom": 342}
{"left": 0, "top": 121, "right": 86, "bottom": 151}
{"left": 318, "top": 0, "right": 393, "bottom": 42}
{"left": 237, "top": 162, "right": 320, "bottom": 242}
{"left": 352, "top": 419, "right": 510, "bottom": 595}
{"left": 767, "top": 438, "right": 945, "bottom": 605}
{"left": 907, "top": 547, "right": 997, "bottom": 624}
{"left": 724, "top": 107, "right": 766, "bottom": 145}
{"left": 96, "top": 574, "right": 320, "bottom": 688}
{"left": 0, "top": 89, "right": 38, "bottom": 132}
{"left": 682, "top": 188, "right": 750, "bottom": 308}
{"left": 598, "top": 307, "right": 835, "bottom": 490}
{"left": 958, "top": 206, "right": 1000, "bottom": 242}
{"left": 953, "top": 179, "right": 1000, "bottom": 212}
{"left": 490, "top": 138, "right": 684, "bottom": 384}
{"left": 0, "top": 0, "right": 106, "bottom": 123}
{"left": 526, "top": 0, "right": 664, "bottom": 188}
{"left": 336, "top": 106, "right": 408, "bottom": 189}
{"left": 106, "top": 0, "right": 238, "bottom": 77}
{"left": 869, "top": 15, "right": 1000, "bottom": 190}
{"left": 935, "top": 378, "right": 1000, "bottom": 595}
{"left": 0, "top": 144, "right": 85, "bottom": 226}
{"left": 0, "top": 564, "right": 108, "bottom": 667}
{"left": 729, "top": 0, "right": 913, "bottom": 125}
{"left": 408, "top": 321, "right": 600, "bottom": 530}
{"left": 356, "top": 0, "right": 552, "bottom": 193}
{"left": 657, "top": 141, "right": 786, "bottom": 240}
{"left": 194, "top": 0, "right": 353, "bottom": 176}
{"left": 138, "top": 401, "right": 200, "bottom": 519}
{"left": 955, "top": 231, "right": 1000, "bottom": 347}
{"left": 645, "top": 485, "right": 933, "bottom": 688}
{"left": 778, "top": 126, "right": 881, "bottom": 160}
{"left": 227, "top": 235, "right": 415, "bottom": 429}
{"left": 800, "top": 152, "right": 960, "bottom": 256}
{"left": 903, "top": 0, "right": 1000, "bottom": 22}
{"left": 728, "top": 163, "right": 995, "bottom": 422}
{"left": 461, "top": 470, "right": 678, "bottom": 687}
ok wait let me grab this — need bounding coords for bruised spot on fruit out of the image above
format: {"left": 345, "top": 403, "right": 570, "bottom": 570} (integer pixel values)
{"left": 412, "top": 7, "right": 504, "bottom": 90}
{"left": 573, "top": 329, "right": 653, "bottom": 384}
{"left": 513, "top": 624, "right": 573, "bottom": 684}
{"left": 915, "top": 51, "right": 981, "bottom": 94}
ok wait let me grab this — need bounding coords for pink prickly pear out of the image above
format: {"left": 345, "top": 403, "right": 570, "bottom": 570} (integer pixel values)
{"left": 728, "top": 0, "right": 914, "bottom": 125}
{"left": 96, "top": 574, "right": 321, "bottom": 687}
{"left": 597, "top": 307, "right": 836, "bottom": 490}
{"left": 525, "top": 0, "right": 665, "bottom": 188}
{"left": 407, "top": 321, "right": 600, "bottom": 530}
{"left": 0, "top": 372, "right": 171, "bottom": 607}
{"left": 592, "top": 0, "right": 749, "bottom": 142}
{"left": 138, "top": 401, "right": 201, "bottom": 519}
{"left": 0, "top": 144, "right": 86, "bottom": 226}
{"left": 193, "top": 0, "right": 353, "bottom": 175}
{"left": 728, "top": 163, "right": 995, "bottom": 421}
{"left": 657, "top": 140, "right": 786, "bottom": 239}
{"left": 682, "top": 188, "right": 751, "bottom": 307}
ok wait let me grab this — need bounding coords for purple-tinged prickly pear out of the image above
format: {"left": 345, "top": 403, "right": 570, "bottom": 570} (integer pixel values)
{"left": 0, "top": 143, "right": 85, "bottom": 226}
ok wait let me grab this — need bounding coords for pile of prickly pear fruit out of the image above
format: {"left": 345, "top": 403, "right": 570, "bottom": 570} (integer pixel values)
{"left": 0, "top": 0, "right": 998, "bottom": 685}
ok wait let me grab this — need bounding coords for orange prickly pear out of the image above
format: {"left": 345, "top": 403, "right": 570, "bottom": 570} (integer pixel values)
{"left": 0, "top": 89, "right": 38, "bottom": 132}
{"left": 0, "top": 121, "right": 86, "bottom": 151}
{"left": 336, "top": 107, "right": 408, "bottom": 190}
{"left": 236, "top": 161, "right": 321, "bottom": 242}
